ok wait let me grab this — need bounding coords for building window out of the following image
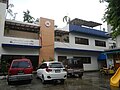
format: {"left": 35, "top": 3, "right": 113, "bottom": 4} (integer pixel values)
{"left": 75, "top": 37, "right": 89, "bottom": 45}
{"left": 55, "top": 30, "right": 69, "bottom": 43}
{"left": 58, "top": 56, "right": 67, "bottom": 62}
{"left": 0, "top": 0, "right": 8, "bottom": 3}
{"left": 95, "top": 40, "right": 106, "bottom": 47}
{"left": 73, "top": 57, "right": 91, "bottom": 64}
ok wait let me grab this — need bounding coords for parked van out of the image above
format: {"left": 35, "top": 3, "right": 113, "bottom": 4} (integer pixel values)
{"left": 62, "top": 58, "right": 84, "bottom": 78}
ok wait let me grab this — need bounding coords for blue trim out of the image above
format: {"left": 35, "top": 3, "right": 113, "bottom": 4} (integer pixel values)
{"left": 2, "top": 44, "right": 41, "bottom": 49}
{"left": 55, "top": 47, "right": 103, "bottom": 53}
{"left": 69, "top": 25, "right": 109, "bottom": 38}
{"left": 105, "top": 48, "right": 120, "bottom": 54}
{"left": 98, "top": 53, "right": 107, "bottom": 61}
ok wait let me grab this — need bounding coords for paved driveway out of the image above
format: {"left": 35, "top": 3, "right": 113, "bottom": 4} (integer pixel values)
{"left": 0, "top": 72, "right": 119, "bottom": 90}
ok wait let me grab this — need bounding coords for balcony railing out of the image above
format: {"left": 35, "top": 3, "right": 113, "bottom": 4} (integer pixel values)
{"left": 1, "top": 37, "right": 41, "bottom": 48}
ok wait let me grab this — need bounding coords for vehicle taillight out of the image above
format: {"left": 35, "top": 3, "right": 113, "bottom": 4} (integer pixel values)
{"left": 25, "top": 68, "right": 33, "bottom": 74}
{"left": 46, "top": 68, "right": 52, "bottom": 72}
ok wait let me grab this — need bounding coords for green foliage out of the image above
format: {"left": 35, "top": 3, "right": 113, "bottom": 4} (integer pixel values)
{"left": 101, "top": 0, "right": 120, "bottom": 38}
{"left": 23, "top": 10, "right": 35, "bottom": 23}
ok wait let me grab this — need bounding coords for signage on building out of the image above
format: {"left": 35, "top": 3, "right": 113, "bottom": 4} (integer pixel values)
{"left": 9, "top": 39, "right": 34, "bottom": 46}
{"left": 45, "top": 20, "right": 51, "bottom": 27}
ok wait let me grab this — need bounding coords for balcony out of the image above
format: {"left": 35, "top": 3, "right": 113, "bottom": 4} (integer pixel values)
{"left": 2, "top": 19, "right": 41, "bottom": 48}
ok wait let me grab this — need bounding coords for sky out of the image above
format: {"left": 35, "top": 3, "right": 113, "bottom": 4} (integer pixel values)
{"left": 8, "top": 0, "right": 107, "bottom": 30}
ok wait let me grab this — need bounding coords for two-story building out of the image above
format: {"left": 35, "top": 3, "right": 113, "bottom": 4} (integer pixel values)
{"left": 54, "top": 18, "right": 109, "bottom": 71}
{"left": 0, "top": 1, "right": 109, "bottom": 71}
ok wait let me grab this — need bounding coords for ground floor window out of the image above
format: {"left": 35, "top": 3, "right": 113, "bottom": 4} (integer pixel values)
{"left": 58, "top": 56, "right": 67, "bottom": 62}
{"left": 73, "top": 56, "right": 91, "bottom": 64}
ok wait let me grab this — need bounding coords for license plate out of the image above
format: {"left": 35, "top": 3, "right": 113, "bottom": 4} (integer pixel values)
{"left": 55, "top": 70, "right": 60, "bottom": 73}
{"left": 18, "top": 71, "right": 24, "bottom": 75}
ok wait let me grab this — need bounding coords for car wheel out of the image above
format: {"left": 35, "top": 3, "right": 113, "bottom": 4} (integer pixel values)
{"left": 41, "top": 75, "right": 46, "bottom": 84}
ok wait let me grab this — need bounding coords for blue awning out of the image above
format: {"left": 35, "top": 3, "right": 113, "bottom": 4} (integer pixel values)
{"left": 98, "top": 53, "right": 107, "bottom": 61}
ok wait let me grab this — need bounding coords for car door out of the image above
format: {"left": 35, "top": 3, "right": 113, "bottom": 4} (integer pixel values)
{"left": 37, "top": 63, "right": 47, "bottom": 78}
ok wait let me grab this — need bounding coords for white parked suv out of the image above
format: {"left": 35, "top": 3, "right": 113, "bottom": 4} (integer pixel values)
{"left": 36, "top": 61, "right": 67, "bottom": 84}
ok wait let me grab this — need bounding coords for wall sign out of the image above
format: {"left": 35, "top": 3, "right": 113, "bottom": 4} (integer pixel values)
{"left": 45, "top": 20, "right": 51, "bottom": 27}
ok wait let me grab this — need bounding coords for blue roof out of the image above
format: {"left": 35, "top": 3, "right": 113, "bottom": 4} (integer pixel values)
{"left": 69, "top": 25, "right": 109, "bottom": 38}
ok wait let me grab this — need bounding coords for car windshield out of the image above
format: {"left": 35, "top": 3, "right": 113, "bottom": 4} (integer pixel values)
{"left": 12, "top": 61, "right": 30, "bottom": 68}
{"left": 49, "top": 63, "right": 63, "bottom": 68}
{"left": 63, "top": 59, "right": 83, "bottom": 68}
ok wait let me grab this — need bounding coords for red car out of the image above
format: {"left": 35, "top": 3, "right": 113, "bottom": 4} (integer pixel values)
{"left": 7, "top": 59, "right": 33, "bottom": 85}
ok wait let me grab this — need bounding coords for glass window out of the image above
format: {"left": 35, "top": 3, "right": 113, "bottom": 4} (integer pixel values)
{"left": 12, "top": 61, "right": 30, "bottom": 68}
{"left": 75, "top": 37, "right": 89, "bottom": 45}
{"left": 58, "top": 56, "right": 67, "bottom": 62}
{"left": 55, "top": 30, "right": 69, "bottom": 43}
{"left": 74, "top": 57, "right": 91, "bottom": 64}
{"left": 62, "top": 58, "right": 83, "bottom": 68}
{"left": 95, "top": 40, "right": 106, "bottom": 47}
{"left": 39, "top": 63, "right": 47, "bottom": 69}
{"left": 49, "top": 63, "right": 63, "bottom": 68}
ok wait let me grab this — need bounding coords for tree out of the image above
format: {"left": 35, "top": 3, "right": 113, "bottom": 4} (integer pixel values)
{"left": 100, "top": 0, "right": 120, "bottom": 38}
{"left": 63, "top": 16, "right": 71, "bottom": 24}
{"left": 23, "top": 10, "right": 35, "bottom": 23}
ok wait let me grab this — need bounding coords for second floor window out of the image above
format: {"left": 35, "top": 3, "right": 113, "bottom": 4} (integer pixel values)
{"left": 75, "top": 37, "right": 89, "bottom": 45}
{"left": 55, "top": 30, "right": 69, "bottom": 43}
{"left": 95, "top": 40, "right": 106, "bottom": 47}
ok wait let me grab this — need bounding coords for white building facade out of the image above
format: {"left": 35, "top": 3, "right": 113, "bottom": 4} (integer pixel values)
{"left": 55, "top": 19, "right": 109, "bottom": 71}
{"left": 0, "top": 2, "right": 109, "bottom": 71}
